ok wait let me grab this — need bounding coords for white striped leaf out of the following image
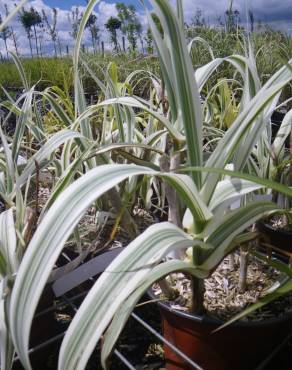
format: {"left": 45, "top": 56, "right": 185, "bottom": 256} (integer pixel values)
{"left": 59, "top": 223, "right": 197, "bottom": 370}
{"left": 200, "top": 202, "right": 280, "bottom": 271}
{"left": 202, "top": 72, "right": 292, "bottom": 203}
{"left": 148, "top": 0, "right": 203, "bottom": 187}
{"left": 9, "top": 164, "right": 210, "bottom": 370}
{"left": 272, "top": 109, "right": 292, "bottom": 158}
{"left": 17, "top": 130, "right": 84, "bottom": 187}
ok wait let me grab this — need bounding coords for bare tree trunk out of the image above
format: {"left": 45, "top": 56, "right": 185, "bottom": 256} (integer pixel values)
{"left": 4, "top": 38, "right": 8, "bottom": 59}
{"left": 139, "top": 36, "right": 144, "bottom": 54}
{"left": 58, "top": 38, "right": 62, "bottom": 57}
{"left": 12, "top": 30, "right": 19, "bottom": 56}
{"left": 101, "top": 41, "right": 104, "bottom": 57}
{"left": 53, "top": 41, "right": 57, "bottom": 58}
{"left": 122, "top": 36, "right": 126, "bottom": 52}
{"left": 39, "top": 38, "right": 43, "bottom": 58}
{"left": 33, "top": 25, "right": 39, "bottom": 57}
{"left": 28, "top": 36, "right": 33, "bottom": 58}
{"left": 91, "top": 32, "right": 95, "bottom": 54}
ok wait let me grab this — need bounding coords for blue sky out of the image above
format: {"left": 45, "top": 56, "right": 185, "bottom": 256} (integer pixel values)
{"left": 42, "top": 0, "right": 292, "bottom": 27}
{"left": 44, "top": 0, "right": 147, "bottom": 11}
{"left": 0, "top": 0, "right": 291, "bottom": 56}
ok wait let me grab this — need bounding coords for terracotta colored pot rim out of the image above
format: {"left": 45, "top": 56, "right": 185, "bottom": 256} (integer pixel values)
{"left": 148, "top": 288, "right": 292, "bottom": 328}
{"left": 257, "top": 219, "right": 292, "bottom": 237}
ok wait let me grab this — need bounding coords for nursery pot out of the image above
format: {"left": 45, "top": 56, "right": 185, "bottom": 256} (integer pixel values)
{"left": 12, "top": 248, "right": 89, "bottom": 370}
{"left": 149, "top": 291, "right": 292, "bottom": 370}
{"left": 12, "top": 285, "right": 62, "bottom": 370}
{"left": 257, "top": 220, "right": 292, "bottom": 254}
{"left": 271, "top": 111, "right": 285, "bottom": 138}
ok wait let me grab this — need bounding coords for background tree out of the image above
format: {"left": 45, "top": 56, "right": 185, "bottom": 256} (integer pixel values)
{"left": 116, "top": 2, "right": 129, "bottom": 50}
{"left": 5, "top": 4, "right": 19, "bottom": 56}
{"left": 135, "top": 21, "right": 144, "bottom": 53}
{"left": 144, "top": 27, "right": 153, "bottom": 54}
{"left": 86, "top": 14, "right": 100, "bottom": 53}
{"left": 30, "top": 7, "right": 43, "bottom": 57}
{"left": 127, "top": 22, "right": 137, "bottom": 51}
{"left": 105, "top": 16, "right": 121, "bottom": 52}
{"left": 19, "top": 7, "right": 42, "bottom": 57}
{"left": 19, "top": 8, "right": 34, "bottom": 57}
{"left": 0, "top": 13, "right": 11, "bottom": 58}
{"left": 192, "top": 9, "right": 206, "bottom": 28}
{"left": 144, "top": 12, "right": 163, "bottom": 54}
{"left": 116, "top": 3, "right": 141, "bottom": 52}
{"left": 249, "top": 9, "right": 255, "bottom": 33}
{"left": 42, "top": 7, "right": 59, "bottom": 57}
{"left": 68, "top": 7, "right": 83, "bottom": 40}
{"left": 225, "top": 0, "right": 240, "bottom": 33}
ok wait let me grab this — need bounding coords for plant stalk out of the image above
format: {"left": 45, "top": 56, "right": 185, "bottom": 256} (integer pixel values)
{"left": 239, "top": 245, "right": 249, "bottom": 293}
{"left": 190, "top": 245, "right": 205, "bottom": 314}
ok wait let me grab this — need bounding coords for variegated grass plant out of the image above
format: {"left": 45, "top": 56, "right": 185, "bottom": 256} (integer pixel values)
{"left": 0, "top": 1, "right": 291, "bottom": 370}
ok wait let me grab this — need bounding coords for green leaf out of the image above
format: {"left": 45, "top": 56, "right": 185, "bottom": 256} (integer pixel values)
{"left": 0, "top": 250, "right": 7, "bottom": 277}
{"left": 252, "top": 250, "right": 292, "bottom": 278}
{"left": 96, "top": 97, "right": 185, "bottom": 143}
{"left": 9, "top": 52, "right": 29, "bottom": 91}
{"left": 41, "top": 91, "right": 73, "bottom": 127}
{"left": 188, "top": 37, "right": 215, "bottom": 60}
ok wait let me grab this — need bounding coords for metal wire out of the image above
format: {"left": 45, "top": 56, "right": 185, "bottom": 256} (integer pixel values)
{"left": 63, "top": 292, "right": 203, "bottom": 370}
{"left": 13, "top": 332, "right": 65, "bottom": 362}
{"left": 131, "top": 312, "right": 204, "bottom": 370}
{"left": 113, "top": 350, "right": 136, "bottom": 370}
{"left": 255, "top": 331, "right": 292, "bottom": 370}
{"left": 13, "top": 251, "right": 291, "bottom": 370}
{"left": 62, "top": 294, "right": 135, "bottom": 370}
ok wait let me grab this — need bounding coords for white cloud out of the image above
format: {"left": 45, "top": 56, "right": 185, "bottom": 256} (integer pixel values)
{"left": 0, "top": 0, "right": 290, "bottom": 56}
{"left": 0, "top": 0, "right": 126, "bottom": 56}
{"left": 181, "top": 0, "right": 292, "bottom": 31}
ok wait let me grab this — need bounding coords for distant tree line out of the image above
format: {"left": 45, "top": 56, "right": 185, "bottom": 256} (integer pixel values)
{"left": 0, "top": 1, "right": 283, "bottom": 59}
{"left": 0, "top": 2, "right": 153, "bottom": 58}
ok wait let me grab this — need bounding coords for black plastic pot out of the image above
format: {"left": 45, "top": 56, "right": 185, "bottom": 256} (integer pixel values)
{"left": 13, "top": 248, "right": 123, "bottom": 369}
{"left": 271, "top": 111, "right": 285, "bottom": 139}
{"left": 257, "top": 220, "right": 292, "bottom": 254}
{"left": 12, "top": 248, "right": 93, "bottom": 370}
{"left": 12, "top": 285, "right": 62, "bottom": 370}
{"left": 149, "top": 290, "right": 292, "bottom": 370}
